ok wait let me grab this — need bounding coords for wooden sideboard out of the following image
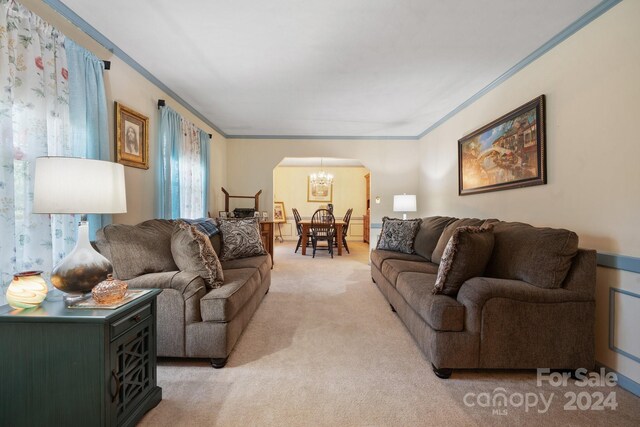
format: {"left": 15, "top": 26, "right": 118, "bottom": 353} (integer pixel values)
{"left": 260, "top": 221, "right": 274, "bottom": 266}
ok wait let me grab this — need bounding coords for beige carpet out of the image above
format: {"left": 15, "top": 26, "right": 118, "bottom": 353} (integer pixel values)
{"left": 140, "top": 241, "right": 640, "bottom": 426}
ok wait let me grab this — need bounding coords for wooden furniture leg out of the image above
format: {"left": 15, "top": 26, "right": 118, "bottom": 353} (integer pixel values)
{"left": 301, "top": 224, "right": 309, "bottom": 255}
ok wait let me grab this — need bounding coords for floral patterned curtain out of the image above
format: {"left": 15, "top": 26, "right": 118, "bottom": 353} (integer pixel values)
{"left": 179, "top": 119, "right": 206, "bottom": 218}
{"left": 157, "top": 105, "right": 210, "bottom": 219}
{"left": 0, "top": 0, "right": 72, "bottom": 302}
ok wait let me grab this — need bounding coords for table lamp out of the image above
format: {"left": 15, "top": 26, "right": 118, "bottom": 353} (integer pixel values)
{"left": 393, "top": 194, "right": 417, "bottom": 220}
{"left": 33, "top": 157, "right": 127, "bottom": 303}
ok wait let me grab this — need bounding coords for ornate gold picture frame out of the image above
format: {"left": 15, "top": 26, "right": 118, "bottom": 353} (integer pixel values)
{"left": 115, "top": 102, "right": 149, "bottom": 169}
{"left": 273, "top": 201, "right": 286, "bottom": 223}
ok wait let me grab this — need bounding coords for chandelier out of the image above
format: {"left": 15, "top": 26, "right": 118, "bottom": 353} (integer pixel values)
{"left": 309, "top": 158, "right": 333, "bottom": 186}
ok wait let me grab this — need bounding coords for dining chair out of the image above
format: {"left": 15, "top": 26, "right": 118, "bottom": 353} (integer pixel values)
{"left": 292, "top": 208, "right": 304, "bottom": 253}
{"left": 310, "top": 209, "right": 335, "bottom": 258}
{"left": 341, "top": 208, "right": 353, "bottom": 254}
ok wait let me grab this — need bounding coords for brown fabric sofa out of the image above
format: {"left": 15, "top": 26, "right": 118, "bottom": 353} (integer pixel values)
{"left": 95, "top": 219, "right": 270, "bottom": 368}
{"left": 371, "top": 216, "right": 596, "bottom": 378}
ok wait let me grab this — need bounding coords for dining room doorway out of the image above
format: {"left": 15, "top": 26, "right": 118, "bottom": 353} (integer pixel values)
{"left": 272, "top": 157, "right": 370, "bottom": 247}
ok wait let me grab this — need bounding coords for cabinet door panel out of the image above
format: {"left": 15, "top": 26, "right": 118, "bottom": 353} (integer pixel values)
{"left": 110, "top": 318, "right": 154, "bottom": 425}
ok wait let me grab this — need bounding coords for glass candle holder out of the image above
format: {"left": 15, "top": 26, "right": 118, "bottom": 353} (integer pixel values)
{"left": 6, "top": 271, "right": 48, "bottom": 309}
{"left": 92, "top": 274, "right": 127, "bottom": 305}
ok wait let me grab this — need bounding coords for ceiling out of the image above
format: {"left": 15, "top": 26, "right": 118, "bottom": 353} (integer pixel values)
{"left": 57, "top": 0, "right": 603, "bottom": 138}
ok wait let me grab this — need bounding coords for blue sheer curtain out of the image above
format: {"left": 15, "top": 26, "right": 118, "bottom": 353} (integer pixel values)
{"left": 66, "top": 39, "right": 109, "bottom": 238}
{"left": 157, "top": 106, "right": 183, "bottom": 219}
{"left": 157, "top": 106, "right": 210, "bottom": 219}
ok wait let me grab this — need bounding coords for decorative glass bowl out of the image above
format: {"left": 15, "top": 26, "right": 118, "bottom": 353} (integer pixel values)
{"left": 91, "top": 274, "right": 128, "bottom": 305}
{"left": 6, "top": 271, "right": 48, "bottom": 309}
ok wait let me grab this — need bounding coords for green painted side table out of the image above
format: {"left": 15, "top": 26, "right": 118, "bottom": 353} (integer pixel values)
{"left": 0, "top": 289, "right": 162, "bottom": 427}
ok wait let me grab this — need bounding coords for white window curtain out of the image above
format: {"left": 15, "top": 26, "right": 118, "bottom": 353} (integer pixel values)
{"left": 0, "top": 1, "right": 108, "bottom": 303}
{"left": 157, "top": 105, "right": 210, "bottom": 219}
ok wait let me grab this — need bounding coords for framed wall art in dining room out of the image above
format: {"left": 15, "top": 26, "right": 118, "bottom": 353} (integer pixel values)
{"left": 307, "top": 177, "right": 333, "bottom": 203}
{"left": 458, "top": 95, "right": 546, "bottom": 196}
{"left": 273, "top": 201, "right": 286, "bottom": 223}
{"left": 115, "top": 102, "right": 149, "bottom": 169}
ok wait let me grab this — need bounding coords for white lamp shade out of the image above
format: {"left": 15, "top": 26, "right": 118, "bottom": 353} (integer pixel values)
{"left": 33, "top": 157, "right": 127, "bottom": 214}
{"left": 393, "top": 194, "right": 417, "bottom": 212}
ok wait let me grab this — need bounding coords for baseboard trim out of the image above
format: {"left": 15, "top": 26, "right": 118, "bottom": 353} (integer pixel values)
{"left": 595, "top": 362, "right": 640, "bottom": 398}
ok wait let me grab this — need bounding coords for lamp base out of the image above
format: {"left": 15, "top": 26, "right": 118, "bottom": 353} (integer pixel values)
{"left": 402, "top": 213, "right": 407, "bottom": 220}
{"left": 50, "top": 220, "right": 113, "bottom": 295}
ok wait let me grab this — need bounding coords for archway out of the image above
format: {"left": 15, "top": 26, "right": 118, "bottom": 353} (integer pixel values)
{"left": 272, "top": 157, "right": 370, "bottom": 245}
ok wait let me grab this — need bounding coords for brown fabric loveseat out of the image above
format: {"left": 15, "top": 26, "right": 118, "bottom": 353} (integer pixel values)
{"left": 95, "top": 219, "right": 270, "bottom": 368}
{"left": 370, "top": 216, "right": 596, "bottom": 378}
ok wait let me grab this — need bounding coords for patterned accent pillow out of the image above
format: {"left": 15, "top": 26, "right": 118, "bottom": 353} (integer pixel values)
{"left": 433, "top": 225, "right": 495, "bottom": 296}
{"left": 181, "top": 217, "right": 219, "bottom": 237}
{"left": 218, "top": 217, "right": 267, "bottom": 261}
{"left": 172, "top": 221, "right": 224, "bottom": 288}
{"left": 431, "top": 218, "right": 487, "bottom": 264}
{"left": 376, "top": 217, "right": 422, "bottom": 254}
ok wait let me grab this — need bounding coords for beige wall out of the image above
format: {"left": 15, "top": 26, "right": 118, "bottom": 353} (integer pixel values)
{"left": 226, "top": 138, "right": 419, "bottom": 247}
{"left": 22, "top": 0, "right": 228, "bottom": 225}
{"left": 418, "top": 1, "right": 640, "bottom": 383}
{"left": 273, "top": 165, "right": 369, "bottom": 240}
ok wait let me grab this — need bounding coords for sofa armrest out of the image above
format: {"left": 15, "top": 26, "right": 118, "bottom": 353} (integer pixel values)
{"left": 126, "top": 271, "right": 206, "bottom": 301}
{"left": 457, "top": 277, "right": 593, "bottom": 334}
{"left": 127, "top": 271, "right": 207, "bottom": 324}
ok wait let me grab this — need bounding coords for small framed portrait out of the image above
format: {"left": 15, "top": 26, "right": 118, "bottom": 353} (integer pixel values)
{"left": 219, "top": 211, "right": 228, "bottom": 219}
{"left": 273, "top": 201, "right": 286, "bottom": 223}
{"left": 261, "top": 211, "right": 269, "bottom": 220}
{"left": 115, "top": 102, "right": 149, "bottom": 169}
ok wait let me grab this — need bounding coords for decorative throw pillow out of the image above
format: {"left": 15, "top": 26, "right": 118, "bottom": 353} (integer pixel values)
{"left": 181, "top": 217, "right": 219, "bottom": 237}
{"left": 433, "top": 225, "right": 495, "bottom": 296}
{"left": 376, "top": 217, "right": 422, "bottom": 254}
{"left": 430, "top": 218, "right": 487, "bottom": 264}
{"left": 218, "top": 217, "right": 267, "bottom": 261}
{"left": 171, "top": 221, "right": 224, "bottom": 288}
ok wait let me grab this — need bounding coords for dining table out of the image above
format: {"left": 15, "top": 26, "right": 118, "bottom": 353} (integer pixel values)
{"left": 299, "top": 219, "right": 346, "bottom": 256}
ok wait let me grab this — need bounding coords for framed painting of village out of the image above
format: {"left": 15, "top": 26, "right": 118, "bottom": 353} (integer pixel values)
{"left": 458, "top": 95, "right": 546, "bottom": 196}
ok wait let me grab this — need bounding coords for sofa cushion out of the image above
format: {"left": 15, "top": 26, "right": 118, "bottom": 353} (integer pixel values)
{"left": 433, "top": 225, "right": 495, "bottom": 296}
{"left": 172, "top": 221, "right": 224, "bottom": 289}
{"left": 376, "top": 217, "right": 422, "bottom": 254}
{"left": 126, "top": 271, "right": 180, "bottom": 289}
{"left": 431, "top": 218, "right": 487, "bottom": 264}
{"left": 413, "top": 216, "right": 457, "bottom": 261}
{"left": 95, "top": 219, "right": 178, "bottom": 280}
{"left": 485, "top": 222, "right": 579, "bottom": 289}
{"left": 370, "top": 249, "right": 427, "bottom": 271}
{"left": 381, "top": 259, "right": 439, "bottom": 287}
{"left": 221, "top": 254, "right": 272, "bottom": 282}
{"left": 218, "top": 218, "right": 267, "bottom": 261}
{"left": 396, "top": 272, "right": 465, "bottom": 332}
{"left": 200, "top": 267, "right": 262, "bottom": 322}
